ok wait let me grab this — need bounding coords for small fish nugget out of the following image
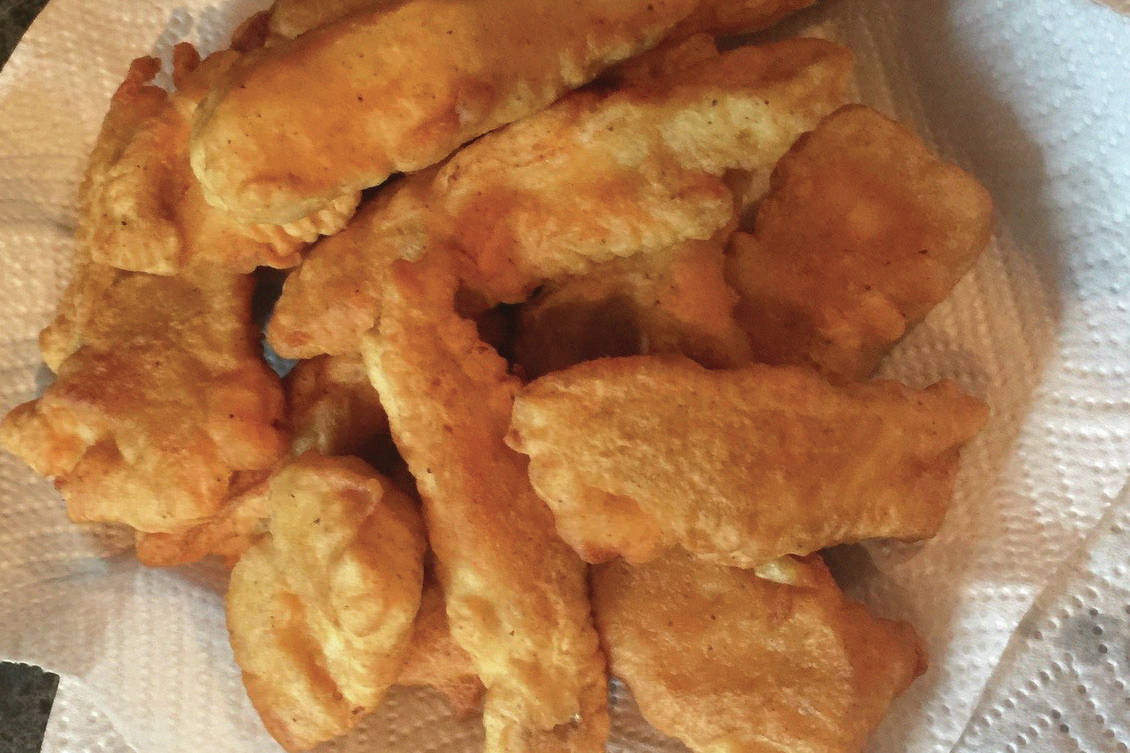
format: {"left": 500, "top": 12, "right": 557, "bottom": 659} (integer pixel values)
{"left": 227, "top": 453, "right": 426, "bottom": 751}
{"left": 727, "top": 105, "right": 994, "bottom": 380}
{"left": 593, "top": 550, "right": 925, "bottom": 753}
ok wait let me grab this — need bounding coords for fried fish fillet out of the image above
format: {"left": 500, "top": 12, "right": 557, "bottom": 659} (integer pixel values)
{"left": 506, "top": 356, "right": 988, "bottom": 567}
{"left": 433, "top": 38, "right": 852, "bottom": 303}
{"left": 363, "top": 255, "right": 608, "bottom": 753}
{"left": 727, "top": 105, "right": 995, "bottom": 381}
{"left": 83, "top": 45, "right": 355, "bottom": 275}
{"left": 514, "top": 239, "right": 752, "bottom": 379}
{"left": 0, "top": 261, "right": 288, "bottom": 534}
{"left": 268, "top": 39, "right": 851, "bottom": 358}
{"left": 593, "top": 551, "right": 925, "bottom": 753}
{"left": 189, "top": 0, "right": 709, "bottom": 224}
{"left": 227, "top": 453, "right": 426, "bottom": 752}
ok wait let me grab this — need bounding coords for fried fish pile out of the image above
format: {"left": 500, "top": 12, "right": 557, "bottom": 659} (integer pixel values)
{"left": 1, "top": 1, "right": 995, "bottom": 752}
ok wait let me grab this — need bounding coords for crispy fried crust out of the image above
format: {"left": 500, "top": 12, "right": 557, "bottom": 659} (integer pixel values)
{"left": 266, "top": 0, "right": 403, "bottom": 40}
{"left": 285, "top": 353, "right": 390, "bottom": 459}
{"left": 727, "top": 105, "right": 995, "bottom": 380}
{"left": 138, "top": 462, "right": 483, "bottom": 720}
{"left": 363, "top": 255, "right": 608, "bottom": 753}
{"left": 264, "top": 0, "right": 816, "bottom": 45}
{"left": 398, "top": 572, "right": 486, "bottom": 717}
{"left": 268, "top": 40, "right": 851, "bottom": 358}
{"left": 506, "top": 356, "right": 988, "bottom": 567}
{"left": 81, "top": 47, "right": 313, "bottom": 274}
{"left": 144, "top": 531, "right": 485, "bottom": 719}
{"left": 189, "top": 0, "right": 707, "bottom": 224}
{"left": 0, "top": 262, "right": 287, "bottom": 533}
{"left": 135, "top": 352, "right": 390, "bottom": 566}
{"left": 514, "top": 239, "right": 752, "bottom": 379}
{"left": 226, "top": 453, "right": 426, "bottom": 752}
{"left": 593, "top": 551, "right": 925, "bottom": 753}
{"left": 603, "top": 33, "right": 720, "bottom": 86}
{"left": 267, "top": 178, "right": 430, "bottom": 357}
{"left": 38, "top": 254, "right": 126, "bottom": 373}
{"left": 674, "top": 0, "right": 819, "bottom": 38}
{"left": 441, "top": 39, "right": 852, "bottom": 303}
{"left": 134, "top": 471, "right": 270, "bottom": 567}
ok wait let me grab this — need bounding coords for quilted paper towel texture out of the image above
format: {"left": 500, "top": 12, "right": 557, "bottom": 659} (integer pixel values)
{"left": 953, "top": 482, "right": 1130, "bottom": 753}
{"left": 0, "top": 1, "right": 1127, "bottom": 752}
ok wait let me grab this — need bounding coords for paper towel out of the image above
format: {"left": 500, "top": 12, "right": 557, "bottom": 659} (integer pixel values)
{"left": 951, "top": 480, "right": 1130, "bottom": 753}
{"left": 0, "top": 0, "right": 1127, "bottom": 752}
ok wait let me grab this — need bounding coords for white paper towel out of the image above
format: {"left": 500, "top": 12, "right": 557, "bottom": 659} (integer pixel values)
{"left": 0, "top": 1, "right": 1127, "bottom": 752}
{"left": 951, "top": 480, "right": 1130, "bottom": 752}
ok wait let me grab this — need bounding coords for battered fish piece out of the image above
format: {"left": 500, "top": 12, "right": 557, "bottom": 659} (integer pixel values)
{"left": 593, "top": 551, "right": 925, "bottom": 753}
{"left": 435, "top": 39, "right": 852, "bottom": 303}
{"left": 143, "top": 532, "right": 484, "bottom": 718}
{"left": 269, "top": 39, "right": 852, "bottom": 357}
{"left": 506, "top": 356, "right": 988, "bottom": 566}
{"left": 727, "top": 106, "right": 995, "bottom": 381}
{"left": 190, "top": 0, "right": 712, "bottom": 224}
{"left": 514, "top": 239, "right": 752, "bottom": 379}
{"left": 0, "top": 262, "right": 288, "bottom": 533}
{"left": 227, "top": 453, "right": 426, "bottom": 752}
{"left": 363, "top": 255, "right": 608, "bottom": 753}
{"left": 84, "top": 45, "right": 355, "bottom": 275}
